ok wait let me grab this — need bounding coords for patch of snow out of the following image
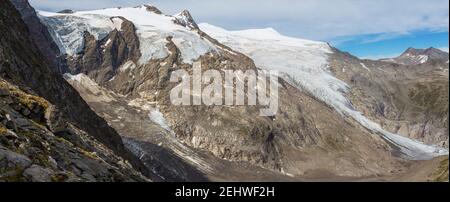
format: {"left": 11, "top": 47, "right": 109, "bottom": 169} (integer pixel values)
{"left": 381, "top": 58, "right": 396, "bottom": 63}
{"left": 120, "top": 61, "right": 136, "bottom": 72}
{"left": 397, "top": 54, "right": 429, "bottom": 65}
{"left": 63, "top": 73, "right": 84, "bottom": 82}
{"left": 128, "top": 98, "right": 157, "bottom": 111}
{"left": 200, "top": 23, "right": 448, "bottom": 160}
{"left": 360, "top": 63, "right": 371, "bottom": 72}
{"left": 111, "top": 17, "right": 124, "bottom": 31}
{"left": 104, "top": 38, "right": 112, "bottom": 47}
{"left": 149, "top": 109, "right": 176, "bottom": 136}
{"left": 417, "top": 55, "right": 429, "bottom": 64}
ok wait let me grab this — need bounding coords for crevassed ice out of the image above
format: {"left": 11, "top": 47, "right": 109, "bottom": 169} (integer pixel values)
{"left": 199, "top": 23, "right": 449, "bottom": 160}
{"left": 38, "top": 6, "right": 217, "bottom": 64}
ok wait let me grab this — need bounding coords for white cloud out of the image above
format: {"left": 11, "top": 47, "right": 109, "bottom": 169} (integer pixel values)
{"left": 439, "top": 47, "right": 449, "bottom": 52}
{"left": 30, "top": 0, "right": 449, "bottom": 41}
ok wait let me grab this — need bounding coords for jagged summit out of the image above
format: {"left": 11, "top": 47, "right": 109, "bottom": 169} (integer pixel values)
{"left": 173, "top": 10, "right": 199, "bottom": 30}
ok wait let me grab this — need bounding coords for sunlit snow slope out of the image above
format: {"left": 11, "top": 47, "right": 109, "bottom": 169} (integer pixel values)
{"left": 199, "top": 23, "right": 448, "bottom": 160}
{"left": 39, "top": 5, "right": 217, "bottom": 64}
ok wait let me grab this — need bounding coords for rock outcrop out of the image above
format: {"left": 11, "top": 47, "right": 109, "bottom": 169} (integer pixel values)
{"left": 66, "top": 17, "right": 141, "bottom": 85}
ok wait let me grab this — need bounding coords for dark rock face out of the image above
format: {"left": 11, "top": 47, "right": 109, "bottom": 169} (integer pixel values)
{"left": 67, "top": 17, "right": 141, "bottom": 85}
{"left": 0, "top": 1, "right": 154, "bottom": 181}
{"left": 9, "top": 0, "right": 62, "bottom": 73}
{"left": 143, "top": 4, "right": 162, "bottom": 14}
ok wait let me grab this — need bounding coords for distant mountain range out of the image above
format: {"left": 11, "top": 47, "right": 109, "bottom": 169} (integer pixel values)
{"left": 381, "top": 47, "right": 449, "bottom": 65}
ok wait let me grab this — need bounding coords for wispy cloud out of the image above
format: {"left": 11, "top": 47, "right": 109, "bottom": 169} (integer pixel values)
{"left": 359, "top": 32, "right": 412, "bottom": 44}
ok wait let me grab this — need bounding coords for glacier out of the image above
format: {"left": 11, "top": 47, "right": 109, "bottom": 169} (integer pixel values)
{"left": 199, "top": 23, "right": 449, "bottom": 160}
{"left": 38, "top": 6, "right": 217, "bottom": 64}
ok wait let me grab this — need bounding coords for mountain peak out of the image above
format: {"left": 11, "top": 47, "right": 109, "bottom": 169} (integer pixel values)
{"left": 402, "top": 47, "right": 447, "bottom": 56}
{"left": 144, "top": 4, "right": 162, "bottom": 14}
{"left": 389, "top": 47, "right": 449, "bottom": 65}
{"left": 173, "top": 10, "right": 199, "bottom": 30}
{"left": 134, "top": 4, "right": 162, "bottom": 14}
{"left": 404, "top": 47, "right": 418, "bottom": 54}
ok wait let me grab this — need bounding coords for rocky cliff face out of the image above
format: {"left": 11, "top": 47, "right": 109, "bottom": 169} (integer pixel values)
{"left": 0, "top": 1, "right": 156, "bottom": 181}
{"left": 65, "top": 17, "right": 141, "bottom": 85}
{"left": 10, "top": 0, "right": 62, "bottom": 72}
{"left": 328, "top": 48, "right": 449, "bottom": 148}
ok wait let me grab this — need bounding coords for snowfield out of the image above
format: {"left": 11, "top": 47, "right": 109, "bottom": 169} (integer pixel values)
{"left": 199, "top": 23, "right": 448, "bottom": 160}
{"left": 39, "top": 5, "right": 217, "bottom": 64}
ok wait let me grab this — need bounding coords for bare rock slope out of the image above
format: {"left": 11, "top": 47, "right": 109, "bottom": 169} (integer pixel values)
{"left": 1, "top": 0, "right": 154, "bottom": 181}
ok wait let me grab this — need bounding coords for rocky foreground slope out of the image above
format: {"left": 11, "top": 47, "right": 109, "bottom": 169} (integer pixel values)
{"left": 0, "top": 80, "right": 146, "bottom": 182}
{"left": 1, "top": 0, "right": 153, "bottom": 182}
{"left": 1, "top": 1, "right": 448, "bottom": 181}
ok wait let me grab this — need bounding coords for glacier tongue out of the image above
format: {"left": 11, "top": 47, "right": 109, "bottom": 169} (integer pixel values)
{"left": 199, "top": 23, "right": 448, "bottom": 160}
{"left": 38, "top": 6, "right": 217, "bottom": 64}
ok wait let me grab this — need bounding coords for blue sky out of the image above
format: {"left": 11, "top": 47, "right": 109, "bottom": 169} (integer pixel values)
{"left": 29, "top": 0, "right": 449, "bottom": 59}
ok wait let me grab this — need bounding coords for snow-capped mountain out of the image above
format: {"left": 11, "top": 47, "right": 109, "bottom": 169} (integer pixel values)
{"left": 199, "top": 23, "right": 448, "bottom": 160}
{"left": 4, "top": 1, "right": 447, "bottom": 181}
{"left": 39, "top": 5, "right": 218, "bottom": 64}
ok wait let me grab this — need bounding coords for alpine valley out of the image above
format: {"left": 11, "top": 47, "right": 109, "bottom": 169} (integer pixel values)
{"left": 0, "top": 0, "right": 448, "bottom": 182}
